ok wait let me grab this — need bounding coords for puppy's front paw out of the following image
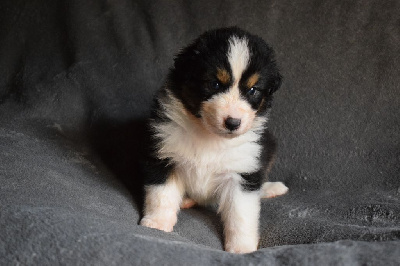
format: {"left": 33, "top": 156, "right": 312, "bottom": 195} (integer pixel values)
{"left": 140, "top": 216, "right": 176, "bottom": 232}
{"left": 224, "top": 228, "right": 258, "bottom": 254}
{"left": 261, "top": 181, "right": 289, "bottom": 199}
{"left": 225, "top": 239, "right": 258, "bottom": 254}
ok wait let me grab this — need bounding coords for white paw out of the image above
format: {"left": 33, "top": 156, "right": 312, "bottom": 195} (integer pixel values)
{"left": 225, "top": 239, "right": 258, "bottom": 254}
{"left": 140, "top": 216, "right": 177, "bottom": 232}
{"left": 224, "top": 227, "right": 259, "bottom": 254}
{"left": 260, "top": 181, "right": 288, "bottom": 199}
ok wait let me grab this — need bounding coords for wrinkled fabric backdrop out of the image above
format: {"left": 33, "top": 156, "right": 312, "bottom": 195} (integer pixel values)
{"left": 1, "top": 0, "right": 399, "bottom": 265}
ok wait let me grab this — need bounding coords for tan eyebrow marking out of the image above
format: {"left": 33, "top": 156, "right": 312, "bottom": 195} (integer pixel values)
{"left": 216, "top": 68, "right": 231, "bottom": 84}
{"left": 246, "top": 73, "right": 260, "bottom": 88}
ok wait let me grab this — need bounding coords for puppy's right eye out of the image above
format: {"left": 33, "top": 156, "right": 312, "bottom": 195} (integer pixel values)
{"left": 210, "top": 81, "right": 220, "bottom": 90}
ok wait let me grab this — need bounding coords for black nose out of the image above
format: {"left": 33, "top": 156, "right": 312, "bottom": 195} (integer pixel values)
{"left": 224, "top": 117, "right": 241, "bottom": 131}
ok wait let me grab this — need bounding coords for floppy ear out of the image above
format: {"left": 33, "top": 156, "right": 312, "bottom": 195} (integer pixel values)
{"left": 173, "top": 50, "right": 206, "bottom": 85}
{"left": 268, "top": 71, "right": 282, "bottom": 95}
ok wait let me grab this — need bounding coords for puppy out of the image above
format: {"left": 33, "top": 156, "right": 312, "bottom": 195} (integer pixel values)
{"left": 140, "top": 27, "right": 288, "bottom": 253}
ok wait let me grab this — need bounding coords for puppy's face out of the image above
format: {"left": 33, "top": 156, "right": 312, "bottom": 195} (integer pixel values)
{"left": 171, "top": 28, "right": 281, "bottom": 138}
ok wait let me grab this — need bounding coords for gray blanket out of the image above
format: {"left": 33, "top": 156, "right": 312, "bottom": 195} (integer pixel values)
{"left": 1, "top": 0, "right": 399, "bottom": 265}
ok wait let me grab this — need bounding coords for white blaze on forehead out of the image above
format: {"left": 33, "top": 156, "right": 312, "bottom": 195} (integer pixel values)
{"left": 227, "top": 36, "right": 250, "bottom": 84}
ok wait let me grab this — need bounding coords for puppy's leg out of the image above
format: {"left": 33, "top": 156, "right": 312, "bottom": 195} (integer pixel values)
{"left": 259, "top": 131, "right": 288, "bottom": 199}
{"left": 140, "top": 173, "right": 184, "bottom": 232}
{"left": 260, "top": 181, "right": 288, "bottom": 199}
{"left": 217, "top": 174, "right": 260, "bottom": 253}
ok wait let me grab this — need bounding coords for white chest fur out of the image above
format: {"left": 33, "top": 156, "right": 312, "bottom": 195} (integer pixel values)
{"left": 152, "top": 91, "right": 266, "bottom": 204}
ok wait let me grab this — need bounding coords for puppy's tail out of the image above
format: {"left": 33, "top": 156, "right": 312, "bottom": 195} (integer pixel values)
{"left": 260, "top": 181, "right": 288, "bottom": 199}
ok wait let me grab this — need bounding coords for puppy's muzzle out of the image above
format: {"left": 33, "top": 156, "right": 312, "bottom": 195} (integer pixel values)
{"left": 224, "top": 117, "right": 241, "bottom": 131}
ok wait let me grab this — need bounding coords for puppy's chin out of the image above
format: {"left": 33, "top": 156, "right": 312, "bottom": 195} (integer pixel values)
{"left": 219, "top": 131, "right": 242, "bottom": 139}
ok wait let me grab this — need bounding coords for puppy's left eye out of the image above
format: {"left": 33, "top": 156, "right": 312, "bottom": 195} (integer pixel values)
{"left": 210, "top": 81, "right": 221, "bottom": 90}
{"left": 247, "top": 87, "right": 259, "bottom": 97}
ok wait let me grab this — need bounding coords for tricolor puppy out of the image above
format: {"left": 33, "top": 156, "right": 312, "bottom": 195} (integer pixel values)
{"left": 140, "top": 27, "right": 288, "bottom": 253}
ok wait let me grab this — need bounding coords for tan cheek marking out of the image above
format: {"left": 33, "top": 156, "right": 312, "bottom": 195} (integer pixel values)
{"left": 217, "top": 68, "right": 231, "bottom": 85}
{"left": 201, "top": 101, "right": 220, "bottom": 130}
{"left": 246, "top": 73, "right": 260, "bottom": 88}
{"left": 241, "top": 109, "right": 257, "bottom": 133}
{"left": 256, "top": 97, "right": 266, "bottom": 113}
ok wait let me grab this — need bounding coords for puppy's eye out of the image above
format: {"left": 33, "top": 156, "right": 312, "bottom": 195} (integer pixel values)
{"left": 247, "top": 87, "right": 259, "bottom": 96}
{"left": 210, "top": 81, "right": 221, "bottom": 90}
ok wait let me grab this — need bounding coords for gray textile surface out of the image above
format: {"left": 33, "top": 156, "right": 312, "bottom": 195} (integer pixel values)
{"left": 1, "top": 0, "right": 399, "bottom": 265}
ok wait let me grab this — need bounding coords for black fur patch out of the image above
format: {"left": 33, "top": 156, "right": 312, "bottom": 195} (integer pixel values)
{"left": 241, "top": 130, "right": 277, "bottom": 191}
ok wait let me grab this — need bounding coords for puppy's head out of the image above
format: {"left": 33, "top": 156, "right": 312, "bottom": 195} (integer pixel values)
{"left": 170, "top": 27, "right": 281, "bottom": 138}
